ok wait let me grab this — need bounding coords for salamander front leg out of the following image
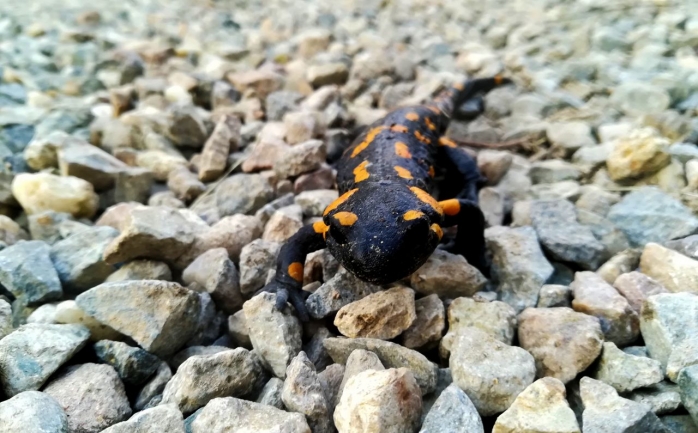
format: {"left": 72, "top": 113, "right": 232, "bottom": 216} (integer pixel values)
{"left": 256, "top": 223, "right": 327, "bottom": 321}
{"left": 439, "top": 198, "right": 490, "bottom": 278}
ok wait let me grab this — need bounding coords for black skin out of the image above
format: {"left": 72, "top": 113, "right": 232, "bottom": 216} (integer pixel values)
{"left": 259, "top": 76, "right": 513, "bottom": 321}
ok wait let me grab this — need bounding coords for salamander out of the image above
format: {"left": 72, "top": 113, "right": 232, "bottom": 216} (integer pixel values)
{"left": 259, "top": 76, "right": 512, "bottom": 321}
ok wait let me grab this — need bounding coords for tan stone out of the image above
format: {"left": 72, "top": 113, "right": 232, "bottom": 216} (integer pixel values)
{"left": 334, "top": 287, "right": 416, "bottom": 340}
{"left": 640, "top": 242, "right": 698, "bottom": 294}
{"left": 606, "top": 128, "right": 670, "bottom": 182}
{"left": 11, "top": 173, "right": 99, "bottom": 218}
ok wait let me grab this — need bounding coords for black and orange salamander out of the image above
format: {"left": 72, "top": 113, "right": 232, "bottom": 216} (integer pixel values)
{"left": 259, "top": 76, "right": 513, "bottom": 321}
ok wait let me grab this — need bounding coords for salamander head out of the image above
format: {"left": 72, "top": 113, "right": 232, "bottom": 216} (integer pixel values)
{"left": 320, "top": 183, "right": 442, "bottom": 284}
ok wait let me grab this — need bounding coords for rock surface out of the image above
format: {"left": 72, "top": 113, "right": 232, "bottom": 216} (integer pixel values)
{"left": 334, "top": 286, "right": 416, "bottom": 340}
{"left": 0, "top": 391, "right": 70, "bottom": 433}
{"left": 420, "top": 383, "right": 484, "bottom": 433}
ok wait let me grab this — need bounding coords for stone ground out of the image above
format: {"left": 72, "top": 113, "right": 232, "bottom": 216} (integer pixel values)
{"left": 0, "top": 0, "right": 698, "bottom": 431}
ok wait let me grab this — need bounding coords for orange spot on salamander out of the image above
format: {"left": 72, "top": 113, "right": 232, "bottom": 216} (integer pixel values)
{"left": 353, "top": 160, "right": 370, "bottom": 182}
{"left": 323, "top": 189, "right": 358, "bottom": 216}
{"left": 333, "top": 211, "right": 358, "bottom": 226}
{"left": 405, "top": 112, "right": 420, "bottom": 121}
{"left": 428, "top": 166, "right": 435, "bottom": 177}
{"left": 403, "top": 210, "right": 425, "bottom": 221}
{"left": 313, "top": 220, "right": 329, "bottom": 240}
{"left": 438, "top": 137, "right": 457, "bottom": 148}
{"left": 350, "top": 126, "right": 385, "bottom": 158}
{"left": 430, "top": 223, "right": 443, "bottom": 240}
{"left": 439, "top": 199, "right": 461, "bottom": 216}
{"left": 410, "top": 187, "right": 443, "bottom": 215}
{"left": 395, "top": 142, "right": 412, "bottom": 158}
{"left": 494, "top": 75, "right": 504, "bottom": 85}
{"left": 288, "top": 262, "right": 304, "bottom": 283}
{"left": 454, "top": 82, "right": 465, "bottom": 91}
{"left": 414, "top": 130, "right": 431, "bottom": 144}
{"left": 391, "top": 125, "right": 409, "bottom": 133}
{"left": 424, "top": 117, "right": 436, "bottom": 131}
{"left": 394, "top": 166, "right": 413, "bottom": 179}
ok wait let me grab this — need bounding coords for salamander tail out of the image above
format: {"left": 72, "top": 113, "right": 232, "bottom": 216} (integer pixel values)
{"left": 433, "top": 75, "right": 513, "bottom": 118}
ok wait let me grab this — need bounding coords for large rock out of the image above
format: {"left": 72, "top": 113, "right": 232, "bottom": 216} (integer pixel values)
{"left": 182, "top": 248, "right": 244, "bottom": 314}
{"left": 54, "top": 300, "right": 123, "bottom": 341}
{"left": 0, "top": 323, "right": 90, "bottom": 397}
{"left": 597, "top": 248, "right": 642, "bottom": 285}
{"left": 306, "top": 267, "right": 381, "bottom": 319}
{"left": 592, "top": 342, "right": 663, "bottom": 393}
{"left": 189, "top": 397, "right": 310, "bottom": 433}
{"left": 518, "top": 307, "right": 603, "bottom": 384}
{"left": 420, "top": 383, "right": 483, "bottom": 433}
{"left": 334, "top": 368, "right": 422, "bottom": 433}
{"left": 282, "top": 352, "right": 333, "bottom": 433}
{"left": 441, "top": 297, "right": 516, "bottom": 359}
{"left": 76, "top": 280, "right": 200, "bottom": 357}
{"left": 161, "top": 348, "right": 263, "bottom": 415}
{"left": 239, "top": 239, "right": 280, "bottom": 296}
{"left": 0, "top": 240, "right": 62, "bottom": 305}
{"left": 257, "top": 377, "right": 285, "bottom": 409}
{"left": 44, "top": 363, "right": 132, "bottom": 433}
{"left": 607, "top": 187, "right": 698, "bottom": 247}
{"left": 93, "top": 340, "right": 161, "bottom": 386}
{"left": 0, "top": 391, "right": 69, "bottom": 433}
{"left": 324, "top": 337, "right": 438, "bottom": 395}
{"left": 11, "top": 172, "right": 99, "bottom": 218}
{"left": 640, "top": 293, "right": 698, "bottom": 370}
{"left": 215, "top": 173, "right": 274, "bottom": 216}
{"left": 530, "top": 199, "right": 606, "bottom": 270}
{"left": 243, "top": 292, "right": 302, "bottom": 379}
{"left": 101, "top": 404, "right": 185, "bottom": 433}
{"left": 337, "top": 349, "right": 385, "bottom": 404}
{"left": 103, "top": 206, "right": 203, "bottom": 266}
{"left": 640, "top": 243, "right": 698, "bottom": 294}
{"left": 450, "top": 327, "right": 536, "bottom": 416}
{"left": 409, "top": 249, "right": 487, "bottom": 298}
{"left": 493, "top": 377, "right": 581, "bottom": 433}
{"left": 485, "top": 226, "right": 554, "bottom": 313}
{"left": 570, "top": 271, "right": 639, "bottom": 346}
{"left": 678, "top": 365, "right": 698, "bottom": 425}
{"left": 667, "top": 338, "right": 698, "bottom": 383}
{"left": 49, "top": 226, "right": 119, "bottom": 293}
{"left": 580, "top": 377, "right": 668, "bottom": 433}
{"left": 334, "top": 286, "right": 416, "bottom": 339}
{"left": 57, "top": 141, "right": 131, "bottom": 191}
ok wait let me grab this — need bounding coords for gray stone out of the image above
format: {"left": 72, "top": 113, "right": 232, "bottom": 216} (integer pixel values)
{"left": 162, "top": 348, "right": 263, "bottom": 415}
{"left": 530, "top": 200, "right": 606, "bottom": 270}
{"left": 282, "top": 352, "right": 332, "bottom": 433}
{"left": 546, "top": 121, "right": 595, "bottom": 153}
{"left": 274, "top": 139, "right": 326, "bottom": 179}
{"left": 485, "top": 226, "right": 554, "bottom": 313}
{"left": 597, "top": 248, "right": 643, "bottom": 285}
{"left": 50, "top": 226, "right": 119, "bottom": 293}
{"left": 610, "top": 82, "right": 671, "bottom": 116}
{"left": 106, "top": 260, "right": 172, "bottom": 282}
{"left": 0, "top": 299, "right": 12, "bottom": 339}
{"left": 577, "top": 209, "right": 631, "bottom": 260}
{"left": 0, "top": 391, "right": 69, "bottom": 433}
{"left": 409, "top": 249, "right": 487, "bottom": 298}
{"left": 94, "top": 340, "right": 161, "bottom": 386}
{"left": 441, "top": 297, "right": 516, "bottom": 359}
{"left": 199, "top": 115, "right": 240, "bottom": 182}
{"left": 169, "top": 346, "right": 229, "bottom": 372}
{"left": 592, "top": 342, "right": 663, "bottom": 393}
{"left": 575, "top": 185, "right": 621, "bottom": 217}
{"left": 0, "top": 323, "right": 90, "bottom": 396}
{"left": 239, "top": 239, "right": 280, "bottom": 296}
{"left": 183, "top": 293, "right": 224, "bottom": 348}
{"left": 26, "top": 211, "right": 78, "bottom": 245}
{"left": 215, "top": 173, "right": 274, "bottom": 217}
{"left": 518, "top": 307, "right": 603, "bottom": 384}
{"left": 101, "top": 404, "right": 185, "bottom": 433}
{"left": 0, "top": 240, "right": 62, "bottom": 305}
{"left": 571, "top": 271, "right": 639, "bottom": 346}
{"left": 58, "top": 142, "right": 130, "bottom": 191}
{"left": 629, "top": 382, "right": 682, "bottom": 415}
{"left": 53, "top": 300, "right": 123, "bottom": 341}
{"left": 581, "top": 377, "right": 669, "bottom": 432}
{"left": 306, "top": 267, "right": 381, "bottom": 319}
{"left": 450, "top": 327, "right": 536, "bottom": 416}
{"left": 227, "top": 310, "right": 252, "bottom": 349}
{"left": 256, "top": 377, "right": 284, "bottom": 409}
{"left": 661, "top": 415, "right": 698, "bottom": 433}
{"left": 401, "top": 294, "right": 445, "bottom": 350}
{"left": 167, "top": 166, "right": 206, "bottom": 203}
{"left": 679, "top": 364, "right": 698, "bottom": 424}
{"left": 493, "top": 377, "right": 581, "bottom": 433}
{"left": 640, "top": 293, "right": 698, "bottom": 370}
{"left": 189, "top": 397, "right": 310, "bottom": 433}
{"left": 665, "top": 235, "right": 698, "bottom": 261}
{"left": 135, "top": 361, "right": 172, "bottom": 411}
{"left": 537, "top": 284, "right": 572, "bottom": 308}
{"left": 182, "top": 248, "right": 243, "bottom": 314}
{"left": 243, "top": 292, "right": 302, "bottom": 379}
{"left": 294, "top": 189, "right": 338, "bottom": 217}
{"left": 608, "top": 187, "right": 698, "bottom": 247}
{"left": 324, "top": 337, "right": 437, "bottom": 395}
{"left": 530, "top": 160, "right": 581, "bottom": 184}
{"left": 420, "top": 383, "right": 484, "bottom": 433}
{"left": 44, "top": 363, "right": 132, "bottom": 433}
{"left": 667, "top": 337, "right": 698, "bottom": 383}
{"left": 334, "top": 368, "right": 421, "bottom": 433}
{"left": 76, "top": 280, "right": 200, "bottom": 357}
{"left": 317, "top": 363, "right": 343, "bottom": 414}
{"left": 302, "top": 326, "right": 333, "bottom": 371}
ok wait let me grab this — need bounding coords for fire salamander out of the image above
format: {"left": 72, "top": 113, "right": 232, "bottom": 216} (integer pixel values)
{"left": 260, "top": 76, "right": 512, "bottom": 321}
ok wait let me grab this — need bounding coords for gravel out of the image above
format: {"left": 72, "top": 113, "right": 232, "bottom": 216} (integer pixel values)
{"left": 0, "top": 0, "right": 697, "bottom": 429}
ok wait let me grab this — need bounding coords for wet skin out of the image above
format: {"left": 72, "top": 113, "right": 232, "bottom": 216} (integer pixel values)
{"left": 259, "top": 76, "right": 512, "bottom": 321}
